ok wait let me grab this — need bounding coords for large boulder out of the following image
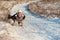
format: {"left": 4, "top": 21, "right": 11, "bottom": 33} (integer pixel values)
{"left": 29, "top": 0, "right": 60, "bottom": 19}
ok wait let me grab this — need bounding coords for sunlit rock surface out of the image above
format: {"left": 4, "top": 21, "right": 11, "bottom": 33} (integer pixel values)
{"left": 29, "top": 0, "right": 60, "bottom": 19}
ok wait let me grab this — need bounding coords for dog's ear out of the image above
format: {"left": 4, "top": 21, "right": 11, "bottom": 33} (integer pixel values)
{"left": 23, "top": 15, "right": 25, "bottom": 20}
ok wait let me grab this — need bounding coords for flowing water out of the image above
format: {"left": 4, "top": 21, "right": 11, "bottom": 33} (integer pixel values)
{"left": 0, "top": 3, "right": 60, "bottom": 40}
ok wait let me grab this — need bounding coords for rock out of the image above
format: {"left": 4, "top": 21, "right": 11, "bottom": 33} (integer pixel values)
{"left": 29, "top": 0, "right": 60, "bottom": 19}
{"left": 0, "top": 22, "right": 15, "bottom": 40}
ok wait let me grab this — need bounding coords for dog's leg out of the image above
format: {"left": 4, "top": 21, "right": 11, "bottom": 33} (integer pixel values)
{"left": 18, "top": 21, "right": 23, "bottom": 26}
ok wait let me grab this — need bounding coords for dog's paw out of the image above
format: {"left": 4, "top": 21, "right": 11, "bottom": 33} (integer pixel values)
{"left": 20, "top": 23, "right": 23, "bottom": 26}
{"left": 18, "top": 23, "right": 23, "bottom": 27}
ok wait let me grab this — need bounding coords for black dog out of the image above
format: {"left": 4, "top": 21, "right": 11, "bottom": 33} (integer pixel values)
{"left": 8, "top": 13, "right": 25, "bottom": 26}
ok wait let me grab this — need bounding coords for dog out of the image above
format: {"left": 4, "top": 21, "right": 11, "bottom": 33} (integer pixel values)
{"left": 8, "top": 13, "right": 25, "bottom": 26}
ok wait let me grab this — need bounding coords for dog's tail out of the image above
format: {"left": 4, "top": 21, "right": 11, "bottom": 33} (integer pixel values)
{"left": 23, "top": 15, "right": 26, "bottom": 20}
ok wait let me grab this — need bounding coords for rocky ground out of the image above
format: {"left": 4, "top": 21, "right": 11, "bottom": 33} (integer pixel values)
{"left": 29, "top": 0, "right": 60, "bottom": 19}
